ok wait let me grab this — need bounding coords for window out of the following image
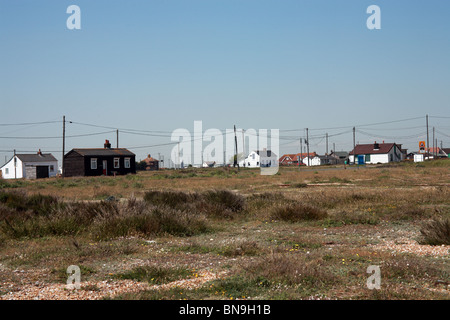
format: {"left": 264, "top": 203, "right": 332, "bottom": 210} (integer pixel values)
{"left": 50, "top": 165, "right": 54, "bottom": 172}
{"left": 124, "top": 158, "right": 130, "bottom": 169}
{"left": 365, "top": 154, "right": 371, "bottom": 162}
{"left": 114, "top": 158, "right": 120, "bottom": 169}
{"left": 91, "top": 158, "right": 97, "bottom": 170}
{"left": 5, "top": 168, "right": 9, "bottom": 175}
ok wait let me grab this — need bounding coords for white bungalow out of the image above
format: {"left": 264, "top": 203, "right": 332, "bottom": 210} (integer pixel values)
{"left": 241, "top": 149, "right": 278, "bottom": 168}
{"left": 349, "top": 142, "right": 402, "bottom": 164}
{"left": 0, "top": 150, "right": 58, "bottom": 179}
{"left": 302, "top": 156, "right": 322, "bottom": 166}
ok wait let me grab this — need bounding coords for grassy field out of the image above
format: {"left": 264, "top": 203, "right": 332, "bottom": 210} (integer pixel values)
{"left": 0, "top": 160, "right": 449, "bottom": 300}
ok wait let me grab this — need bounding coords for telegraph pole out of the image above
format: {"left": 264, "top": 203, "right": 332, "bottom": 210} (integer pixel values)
{"left": 233, "top": 125, "right": 239, "bottom": 169}
{"left": 242, "top": 129, "right": 245, "bottom": 167}
{"left": 326, "top": 132, "right": 328, "bottom": 155}
{"left": 433, "top": 127, "right": 435, "bottom": 159}
{"left": 299, "top": 137, "right": 303, "bottom": 167}
{"left": 62, "top": 116, "right": 65, "bottom": 178}
{"left": 14, "top": 149, "right": 16, "bottom": 179}
{"left": 306, "top": 128, "right": 310, "bottom": 167}
{"left": 177, "top": 142, "right": 180, "bottom": 169}
{"left": 353, "top": 127, "right": 356, "bottom": 164}
{"left": 436, "top": 138, "right": 438, "bottom": 158}
{"left": 426, "top": 114, "right": 429, "bottom": 159}
{"left": 116, "top": 129, "right": 119, "bottom": 148}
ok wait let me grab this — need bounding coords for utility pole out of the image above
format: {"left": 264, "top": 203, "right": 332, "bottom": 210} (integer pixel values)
{"left": 353, "top": 127, "right": 356, "bottom": 164}
{"left": 306, "top": 128, "right": 310, "bottom": 167}
{"left": 116, "top": 129, "right": 119, "bottom": 148}
{"left": 62, "top": 116, "right": 65, "bottom": 178}
{"left": 435, "top": 138, "right": 439, "bottom": 158}
{"left": 242, "top": 129, "right": 245, "bottom": 167}
{"left": 299, "top": 137, "right": 303, "bottom": 167}
{"left": 14, "top": 149, "right": 16, "bottom": 179}
{"left": 233, "top": 125, "right": 239, "bottom": 169}
{"left": 177, "top": 142, "right": 180, "bottom": 169}
{"left": 426, "top": 114, "right": 429, "bottom": 159}
{"left": 433, "top": 127, "right": 435, "bottom": 159}
{"left": 326, "top": 133, "right": 328, "bottom": 155}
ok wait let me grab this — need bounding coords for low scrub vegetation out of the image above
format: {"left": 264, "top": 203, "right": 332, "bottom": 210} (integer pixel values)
{"left": 0, "top": 191, "right": 210, "bottom": 241}
{"left": 1, "top": 161, "right": 449, "bottom": 300}
{"left": 270, "top": 202, "right": 328, "bottom": 222}
{"left": 420, "top": 218, "right": 450, "bottom": 245}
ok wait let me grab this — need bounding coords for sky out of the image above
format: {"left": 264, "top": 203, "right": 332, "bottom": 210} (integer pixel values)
{"left": 1, "top": 0, "right": 449, "bottom": 166}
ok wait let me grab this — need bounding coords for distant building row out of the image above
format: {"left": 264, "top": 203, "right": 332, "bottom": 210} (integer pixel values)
{"left": 1, "top": 140, "right": 449, "bottom": 179}
{"left": 1, "top": 140, "right": 137, "bottom": 179}
{"left": 279, "top": 142, "right": 449, "bottom": 166}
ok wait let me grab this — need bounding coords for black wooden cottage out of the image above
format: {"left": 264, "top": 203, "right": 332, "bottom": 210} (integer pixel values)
{"left": 63, "top": 140, "right": 136, "bottom": 177}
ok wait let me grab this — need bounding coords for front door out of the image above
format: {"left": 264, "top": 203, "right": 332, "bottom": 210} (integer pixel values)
{"left": 357, "top": 155, "right": 365, "bottom": 165}
{"left": 103, "top": 160, "right": 107, "bottom": 176}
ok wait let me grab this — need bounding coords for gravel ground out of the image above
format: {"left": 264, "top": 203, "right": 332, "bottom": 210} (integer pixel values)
{"left": 0, "top": 270, "right": 226, "bottom": 300}
{"left": 370, "top": 238, "right": 450, "bottom": 257}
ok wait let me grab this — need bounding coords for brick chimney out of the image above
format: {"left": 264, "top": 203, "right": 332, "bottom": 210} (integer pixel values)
{"left": 104, "top": 140, "right": 111, "bottom": 149}
{"left": 373, "top": 141, "right": 380, "bottom": 150}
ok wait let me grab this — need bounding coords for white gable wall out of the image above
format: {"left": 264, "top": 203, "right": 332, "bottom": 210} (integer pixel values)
{"left": 1, "top": 156, "right": 24, "bottom": 179}
{"left": 242, "top": 151, "right": 260, "bottom": 168}
{"left": 302, "top": 156, "right": 321, "bottom": 166}
{"left": 1, "top": 156, "right": 58, "bottom": 179}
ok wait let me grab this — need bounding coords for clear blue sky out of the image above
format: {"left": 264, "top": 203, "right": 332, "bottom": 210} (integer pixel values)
{"left": 1, "top": 0, "right": 449, "bottom": 165}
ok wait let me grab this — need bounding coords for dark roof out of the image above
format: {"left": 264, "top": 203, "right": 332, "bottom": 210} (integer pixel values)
{"left": 68, "top": 148, "right": 135, "bottom": 157}
{"left": 16, "top": 153, "right": 57, "bottom": 163}
{"left": 349, "top": 143, "right": 397, "bottom": 155}
{"left": 331, "top": 151, "right": 349, "bottom": 157}
{"left": 319, "top": 155, "right": 335, "bottom": 160}
{"left": 442, "top": 148, "right": 450, "bottom": 155}
{"left": 256, "top": 150, "right": 278, "bottom": 157}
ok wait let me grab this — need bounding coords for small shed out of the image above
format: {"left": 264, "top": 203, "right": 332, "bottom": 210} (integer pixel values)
{"left": 0, "top": 150, "right": 58, "bottom": 179}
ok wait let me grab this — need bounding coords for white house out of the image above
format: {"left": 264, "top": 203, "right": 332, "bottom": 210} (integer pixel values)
{"left": 302, "top": 156, "right": 322, "bottom": 166}
{"left": 241, "top": 149, "right": 278, "bottom": 168}
{"left": 349, "top": 142, "right": 402, "bottom": 164}
{"left": 413, "top": 153, "right": 424, "bottom": 163}
{"left": 0, "top": 151, "right": 58, "bottom": 179}
{"left": 202, "top": 161, "right": 216, "bottom": 168}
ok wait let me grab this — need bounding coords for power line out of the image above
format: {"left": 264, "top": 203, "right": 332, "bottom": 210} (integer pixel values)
{"left": 282, "top": 116, "right": 425, "bottom": 132}
{"left": 0, "top": 120, "right": 60, "bottom": 126}
{"left": 0, "top": 130, "right": 116, "bottom": 139}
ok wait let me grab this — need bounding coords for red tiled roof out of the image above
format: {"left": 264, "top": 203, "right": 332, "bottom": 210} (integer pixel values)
{"left": 279, "top": 154, "right": 297, "bottom": 162}
{"left": 143, "top": 155, "right": 158, "bottom": 164}
{"left": 279, "top": 153, "right": 317, "bottom": 162}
